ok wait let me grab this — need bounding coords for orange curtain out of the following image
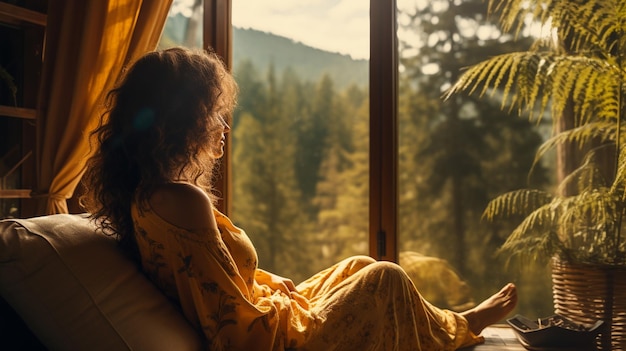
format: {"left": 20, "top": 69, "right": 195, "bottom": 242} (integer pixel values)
{"left": 37, "top": 0, "right": 173, "bottom": 214}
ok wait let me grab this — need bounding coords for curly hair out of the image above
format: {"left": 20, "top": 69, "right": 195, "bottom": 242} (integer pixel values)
{"left": 80, "top": 47, "right": 238, "bottom": 261}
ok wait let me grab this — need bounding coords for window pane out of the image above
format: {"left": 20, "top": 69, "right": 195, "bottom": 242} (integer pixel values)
{"left": 159, "top": 0, "right": 204, "bottom": 50}
{"left": 396, "top": 0, "right": 553, "bottom": 318}
{"left": 232, "top": 2, "right": 370, "bottom": 284}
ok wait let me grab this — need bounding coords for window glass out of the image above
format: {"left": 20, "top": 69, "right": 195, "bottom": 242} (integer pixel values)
{"left": 396, "top": 0, "right": 554, "bottom": 317}
{"left": 231, "top": 1, "right": 370, "bottom": 283}
{"left": 159, "top": 0, "right": 204, "bottom": 49}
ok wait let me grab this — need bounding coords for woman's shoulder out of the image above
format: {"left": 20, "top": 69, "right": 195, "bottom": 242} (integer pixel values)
{"left": 148, "top": 182, "right": 216, "bottom": 232}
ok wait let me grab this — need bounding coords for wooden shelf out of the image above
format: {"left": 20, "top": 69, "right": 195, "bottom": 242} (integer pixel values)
{"left": 0, "top": 189, "right": 32, "bottom": 198}
{"left": 0, "top": 105, "right": 36, "bottom": 119}
{"left": 0, "top": 2, "right": 46, "bottom": 27}
{"left": 0, "top": 0, "right": 47, "bottom": 216}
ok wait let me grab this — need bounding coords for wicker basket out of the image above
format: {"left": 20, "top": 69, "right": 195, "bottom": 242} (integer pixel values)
{"left": 552, "top": 257, "right": 626, "bottom": 351}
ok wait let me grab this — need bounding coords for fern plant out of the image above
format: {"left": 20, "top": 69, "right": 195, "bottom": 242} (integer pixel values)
{"left": 446, "top": 0, "right": 626, "bottom": 266}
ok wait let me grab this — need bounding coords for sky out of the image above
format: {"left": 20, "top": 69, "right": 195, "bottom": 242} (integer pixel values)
{"left": 173, "top": 1, "right": 547, "bottom": 61}
{"left": 171, "top": 0, "right": 471, "bottom": 61}
{"left": 231, "top": 0, "right": 371, "bottom": 60}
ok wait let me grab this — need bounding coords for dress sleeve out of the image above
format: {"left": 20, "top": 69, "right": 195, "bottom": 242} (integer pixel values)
{"left": 164, "top": 226, "right": 286, "bottom": 351}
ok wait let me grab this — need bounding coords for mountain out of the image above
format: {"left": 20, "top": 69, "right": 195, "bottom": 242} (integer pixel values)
{"left": 233, "top": 27, "right": 368, "bottom": 89}
{"left": 160, "top": 14, "right": 368, "bottom": 90}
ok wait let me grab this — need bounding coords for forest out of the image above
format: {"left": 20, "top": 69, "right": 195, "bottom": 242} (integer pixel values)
{"left": 160, "top": 0, "right": 556, "bottom": 317}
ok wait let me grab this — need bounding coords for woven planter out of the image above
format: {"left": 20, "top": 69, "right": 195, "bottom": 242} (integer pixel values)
{"left": 552, "top": 257, "right": 626, "bottom": 351}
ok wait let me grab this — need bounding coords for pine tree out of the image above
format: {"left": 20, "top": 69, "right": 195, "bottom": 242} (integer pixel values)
{"left": 232, "top": 63, "right": 310, "bottom": 281}
{"left": 295, "top": 75, "right": 335, "bottom": 207}
{"left": 312, "top": 84, "right": 370, "bottom": 271}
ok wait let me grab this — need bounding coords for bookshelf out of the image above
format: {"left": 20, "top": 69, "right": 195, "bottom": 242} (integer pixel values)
{"left": 0, "top": 0, "right": 47, "bottom": 218}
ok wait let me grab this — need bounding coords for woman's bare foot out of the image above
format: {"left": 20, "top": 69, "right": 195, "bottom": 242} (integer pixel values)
{"left": 461, "top": 283, "right": 517, "bottom": 335}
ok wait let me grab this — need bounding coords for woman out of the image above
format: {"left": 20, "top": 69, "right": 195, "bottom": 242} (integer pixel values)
{"left": 81, "top": 47, "right": 517, "bottom": 351}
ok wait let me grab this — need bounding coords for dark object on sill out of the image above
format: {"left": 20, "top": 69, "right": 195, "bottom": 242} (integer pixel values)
{"left": 506, "top": 314, "right": 604, "bottom": 351}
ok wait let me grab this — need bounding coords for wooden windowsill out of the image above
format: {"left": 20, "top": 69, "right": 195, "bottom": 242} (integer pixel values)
{"left": 460, "top": 325, "right": 525, "bottom": 351}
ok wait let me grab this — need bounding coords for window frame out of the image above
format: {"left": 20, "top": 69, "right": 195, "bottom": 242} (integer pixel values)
{"left": 206, "top": 0, "right": 398, "bottom": 262}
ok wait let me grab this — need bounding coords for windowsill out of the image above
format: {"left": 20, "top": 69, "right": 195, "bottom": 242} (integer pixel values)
{"left": 460, "top": 325, "right": 525, "bottom": 350}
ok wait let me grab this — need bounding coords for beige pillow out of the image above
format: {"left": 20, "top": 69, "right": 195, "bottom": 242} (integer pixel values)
{"left": 0, "top": 214, "right": 203, "bottom": 351}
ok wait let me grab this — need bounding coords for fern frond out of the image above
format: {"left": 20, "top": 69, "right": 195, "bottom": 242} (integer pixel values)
{"left": 556, "top": 151, "right": 610, "bottom": 195}
{"left": 571, "top": 63, "right": 595, "bottom": 120}
{"left": 445, "top": 53, "right": 522, "bottom": 100}
{"left": 483, "top": 189, "right": 553, "bottom": 221}
{"left": 498, "top": 230, "right": 561, "bottom": 266}
{"left": 489, "top": 0, "right": 621, "bottom": 56}
{"left": 546, "top": 56, "right": 617, "bottom": 125}
{"left": 448, "top": 51, "right": 620, "bottom": 134}
{"left": 555, "top": 0, "right": 621, "bottom": 55}
{"left": 504, "top": 202, "right": 559, "bottom": 244}
{"left": 445, "top": 52, "right": 549, "bottom": 116}
{"left": 529, "top": 56, "right": 551, "bottom": 122}
{"left": 479, "top": 56, "right": 513, "bottom": 99}
{"left": 613, "top": 146, "right": 626, "bottom": 195}
{"left": 488, "top": 0, "right": 556, "bottom": 37}
{"left": 534, "top": 121, "right": 615, "bottom": 165}
{"left": 572, "top": 61, "right": 621, "bottom": 126}
{"left": 548, "top": 58, "right": 577, "bottom": 122}
{"left": 558, "top": 189, "right": 620, "bottom": 236}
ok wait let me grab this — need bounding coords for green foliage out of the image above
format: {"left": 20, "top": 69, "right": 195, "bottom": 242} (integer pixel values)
{"left": 398, "top": 0, "right": 554, "bottom": 315}
{"left": 398, "top": 0, "right": 550, "bottom": 272}
{"left": 447, "top": 0, "right": 626, "bottom": 266}
{"left": 232, "top": 63, "right": 314, "bottom": 280}
{"left": 231, "top": 58, "right": 370, "bottom": 283}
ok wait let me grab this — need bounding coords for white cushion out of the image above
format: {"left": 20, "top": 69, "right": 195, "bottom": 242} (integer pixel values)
{"left": 0, "top": 214, "right": 203, "bottom": 351}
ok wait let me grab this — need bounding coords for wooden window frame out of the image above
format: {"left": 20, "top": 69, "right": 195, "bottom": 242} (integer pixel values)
{"left": 206, "top": 0, "right": 398, "bottom": 262}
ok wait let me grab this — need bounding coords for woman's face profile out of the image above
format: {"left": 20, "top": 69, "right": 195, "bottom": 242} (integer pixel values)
{"left": 208, "top": 113, "right": 230, "bottom": 159}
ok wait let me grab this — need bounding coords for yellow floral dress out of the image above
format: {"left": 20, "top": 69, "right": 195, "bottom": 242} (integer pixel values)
{"left": 131, "top": 202, "right": 483, "bottom": 351}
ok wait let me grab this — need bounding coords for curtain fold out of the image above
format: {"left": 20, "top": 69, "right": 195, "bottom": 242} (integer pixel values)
{"left": 37, "top": 0, "right": 173, "bottom": 214}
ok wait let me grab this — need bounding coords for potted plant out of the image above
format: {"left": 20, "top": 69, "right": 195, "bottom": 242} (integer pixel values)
{"left": 446, "top": 0, "right": 626, "bottom": 350}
